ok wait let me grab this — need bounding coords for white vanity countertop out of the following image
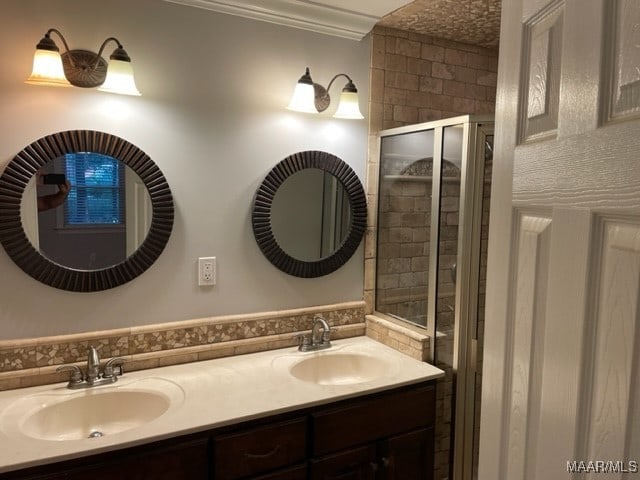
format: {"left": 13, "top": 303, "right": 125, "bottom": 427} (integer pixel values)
{"left": 0, "top": 336, "right": 444, "bottom": 473}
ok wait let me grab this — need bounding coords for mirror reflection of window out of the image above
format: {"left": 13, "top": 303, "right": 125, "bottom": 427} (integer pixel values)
{"left": 30, "top": 153, "right": 151, "bottom": 271}
{"left": 62, "top": 153, "right": 125, "bottom": 226}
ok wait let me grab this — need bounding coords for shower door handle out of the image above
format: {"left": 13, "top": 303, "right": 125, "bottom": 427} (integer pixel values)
{"left": 450, "top": 263, "right": 457, "bottom": 283}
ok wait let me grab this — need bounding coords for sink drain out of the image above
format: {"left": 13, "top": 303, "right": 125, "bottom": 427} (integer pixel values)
{"left": 88, "top": 430, "right": 104, "bottom": 438}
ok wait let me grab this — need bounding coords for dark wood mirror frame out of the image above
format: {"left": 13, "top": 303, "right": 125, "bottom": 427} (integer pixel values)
{"left": 0, "top": 130, "right": 174, "bottom": 292}
{"left": 252, "top": 150, "right": 366, "bottom": 278}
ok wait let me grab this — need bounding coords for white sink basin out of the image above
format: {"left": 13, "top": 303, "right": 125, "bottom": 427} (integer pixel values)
{"left": 2, "top": 378, "right": 184, "bottom": 442}
{"left": 289, "top": 352, "right": 390, "bottom": 385}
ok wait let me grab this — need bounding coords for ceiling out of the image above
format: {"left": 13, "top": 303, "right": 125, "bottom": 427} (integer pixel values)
{"left": 162, "top": 0, "right": 501, "bottom": 46}
{"left": 378, "top": 0, "right": 501, "bottom": 48}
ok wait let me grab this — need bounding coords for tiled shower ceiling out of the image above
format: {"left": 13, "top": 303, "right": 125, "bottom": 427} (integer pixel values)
{"left": 378, "top": 0, "right": 501, "bottom": 48}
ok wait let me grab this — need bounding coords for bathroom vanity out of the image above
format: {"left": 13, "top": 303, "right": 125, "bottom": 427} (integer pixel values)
{"left": 0, "top": 337, "right": 443, "bottom": 479}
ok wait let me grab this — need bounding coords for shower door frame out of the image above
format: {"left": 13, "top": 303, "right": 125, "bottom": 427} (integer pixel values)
{"left": 374, "top": 114, "right": 494, "bottom": 480}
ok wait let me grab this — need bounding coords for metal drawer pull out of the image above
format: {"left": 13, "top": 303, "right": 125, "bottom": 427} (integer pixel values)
{"left": 244, "top": 444, "right": 281, "bottom": 459}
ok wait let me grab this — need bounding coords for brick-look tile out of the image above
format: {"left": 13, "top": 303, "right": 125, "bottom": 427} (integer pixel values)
{"left": 433, "top": 37, "right": 479, "bottom": 54}
{"left": 405, "top": 91, "right": 432, "bottom": 108}
{"left": 384, "top": 87, "right": 407, "bottom": 105}
{"left": 454, "top": 65, "right": 477, "bottom": 83}
{"left": 474, "top": 100, "right": 495, "bottom": 114}
{"left": 477, "top": 70, "right": 498, "bottom": 87}
{"left": 369, "top": 102, "right": 384, "bottom": 132}
{"left": 419, "top": 77, "right": 443, "bottom": 94}
{"left": 393, "top": 105, "right": 419, "bottom": 123}
{"left": 396, "top": 38, "right": 421, "bottom": 58}
{"left": 385, "top": 53, "right": 407, "bottom": 72}
{"left": 428, "top": 94, "right": 455, "bottom": 112}
{"left": 385, "top": 27, "right": 409, "bottom": 39}
{"left": 407, "top": 57, "right": 431, "bottom": 76}
{"left": 443, "top": 80, "right": 466, "bottom": 97}
{"left": 464, "top": 83, "right": 487, "bottom": 100}
{"left": 444, "top": 48, "right": 468, "bottom": 67}
{"left": 371, "top": 34, "right": 386, "bottom": 69}
{"left": 466, "top": 52, "right": 490, "bottom": 70}
{"left": 419, "top": 105, "right": 441, "bottom": 121}
{"left": 421, "top": 44, "right": 445, "bottom": 63}
{"left": 385, "top": 71, "right": 419, "bottom": 91}
{"left": 432, "top": 63, "right": 456, "bottom": 80}
{"left": 385, "top": 36, "right": 397, "bottom": 53}
{"left": 370, "top": 68, "right": 385, "bottom": 98}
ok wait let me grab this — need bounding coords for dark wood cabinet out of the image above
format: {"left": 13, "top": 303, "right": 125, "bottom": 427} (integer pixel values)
{"left": 309, "top": 384, "right": 435, "bottom": 480}
{"left": 213, "top": 417, "right": 307, "bottom": 479}
{"left": 0, "top": 436, "right": 210, "bottom": 480}
{"left": 379, "top": 428, "right": 434, "bottom": 480}
{"left": 2, "top": 381, "right": 435, "bottom": 480}
{"left": 310, "top": 445, "right": 377, "bottom": 480}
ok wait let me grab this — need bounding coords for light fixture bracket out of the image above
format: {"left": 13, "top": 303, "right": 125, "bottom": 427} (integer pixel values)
{"left": 61, "top": 50, "right": 108, "bottom": 88}
{"left": 313, "top": 83, "right": 331, "bottom": 112}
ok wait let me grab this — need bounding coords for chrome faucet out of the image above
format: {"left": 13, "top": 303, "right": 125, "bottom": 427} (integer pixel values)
{"left": 86, "top": 346, "right": 101, "bottom": 384}
{"left": 296, "top": 315, "right": 333, "bottom": 352}
{"left": 56, "top": 346, "right": 126, "bottom": 389}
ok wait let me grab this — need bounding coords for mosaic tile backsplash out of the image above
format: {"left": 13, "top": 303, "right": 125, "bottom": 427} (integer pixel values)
{"left": 0, "top": 301, "right": 366, "bottom": 391}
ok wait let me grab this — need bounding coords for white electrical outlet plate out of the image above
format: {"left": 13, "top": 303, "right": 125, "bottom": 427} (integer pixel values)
{"left": 198, "top": 257, "right": 216, "bottom": 286}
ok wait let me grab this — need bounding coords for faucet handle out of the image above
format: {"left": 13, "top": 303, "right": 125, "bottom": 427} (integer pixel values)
{"left": 102, "top": 357, "right": 126, "bottom": 378}
{"left": 294, "top": 333, "right": 311, "bottom": 351}
{"left": 56, "top": 364, "right": 83, "bottom": 385}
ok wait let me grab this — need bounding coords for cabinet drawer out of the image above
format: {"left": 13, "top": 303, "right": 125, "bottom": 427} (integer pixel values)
{"left": 312, "top": 384, "right": 435, "bottom": 456}
{"left": 213, "top": 417, "right": 307, "bottom": 479}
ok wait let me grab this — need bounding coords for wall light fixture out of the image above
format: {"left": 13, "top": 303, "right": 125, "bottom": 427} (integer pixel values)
{"left": 287, "top": 67, "right": 364, "bottom": 119}
{"left": 26, "top": 28, "right": 141, "bottom": 96}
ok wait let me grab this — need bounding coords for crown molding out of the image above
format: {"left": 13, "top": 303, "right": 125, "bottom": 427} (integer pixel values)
{"left": 162, "top": 0, "right": 380, "bottom": 40}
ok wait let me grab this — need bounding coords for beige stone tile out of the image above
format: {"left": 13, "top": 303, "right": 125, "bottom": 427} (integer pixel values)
{"left": 421, "top": 44, "right": 445, "bottom": 63}
{"left": 197, "top": 346, "right": 236, "bottom": 361}
{"left": 363, "top": 290, "right": 374, "bottom": 315}
{"left": 0, "top": 377, "right": 22, "bottom": 391}
{"left": 0, "top": 338, "right": 39, "bottom": 350}
{"left": 385, "top": 53, "right": 407, "bottom": 73}
{"left": 371, "top": 34, "right": 386, "bottom": 69}
{"left": 158, "top": 352, "right": 199, "bottom": 367}
{"left": 127, "top": 357, "right": 161, "bottom": 371}
{"left": 396, "top": 38, "right": 421, "bottom": 58}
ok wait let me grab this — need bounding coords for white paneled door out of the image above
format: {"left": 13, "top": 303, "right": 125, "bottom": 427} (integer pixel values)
{"left": 479, "top": 1, "right": 640, "bottom": 479}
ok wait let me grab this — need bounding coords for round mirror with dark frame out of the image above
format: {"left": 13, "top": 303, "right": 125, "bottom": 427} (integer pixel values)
{"left": 252, "top": 150, "right": 366, "bottom": 278}
{"left": 0, "top": 130, "right": 174, "bottom": 292}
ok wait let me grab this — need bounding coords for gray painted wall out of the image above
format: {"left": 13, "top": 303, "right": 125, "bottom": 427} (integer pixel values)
{"left": 0, "top": 0, "right": 370, "bottom": 339}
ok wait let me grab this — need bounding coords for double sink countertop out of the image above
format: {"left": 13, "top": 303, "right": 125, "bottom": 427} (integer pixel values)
{"left": 0, "top": 336, "right": 444, "bottom": 473}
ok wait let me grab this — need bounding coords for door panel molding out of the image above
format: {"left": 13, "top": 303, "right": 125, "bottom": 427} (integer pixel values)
{"left": 518, "top": 1, "right": 564, "bottom": 143}
{"left": 505, "top": 210, "right": 552, "bottom": 480}
{"left": 578, "top": 216, "right": 640, "bottom": 467}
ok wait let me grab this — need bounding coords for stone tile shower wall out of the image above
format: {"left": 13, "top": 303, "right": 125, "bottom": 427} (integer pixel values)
{"left": 365, "top": 25, "right": 498, "bottom": 480}
{"left": 376, "top": 159, "right": 461, "bottom": 329}
{"left": 365, "top": 25, "right": 498, "bottom": 315}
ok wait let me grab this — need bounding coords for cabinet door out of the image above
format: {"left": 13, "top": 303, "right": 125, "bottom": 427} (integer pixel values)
{"left": 379, "top": 428, "right": 433, "bottom": 480}
{"left": 310, "top": 444, "right": 377, "bottom": 480}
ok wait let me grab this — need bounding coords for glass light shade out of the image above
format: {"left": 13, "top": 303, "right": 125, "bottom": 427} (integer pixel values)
{"left": 333, "top": 91, "right": 364, "bottom": 119}
{"left": 25, "top": 49, "right": 71, "bottom": 87}
{"left": 287, "top": 82, "right": 317, "bottom": 113}
{"left": 98, "top": 59, "right": 141, "bottom": 96}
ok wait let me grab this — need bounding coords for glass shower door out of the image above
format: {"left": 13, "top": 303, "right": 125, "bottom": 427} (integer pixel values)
{"left": 375, "top": 128, "right": 436, "bottom": 329}
{"left": 375, "top": 116, "right": 494, "bottom": 480}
